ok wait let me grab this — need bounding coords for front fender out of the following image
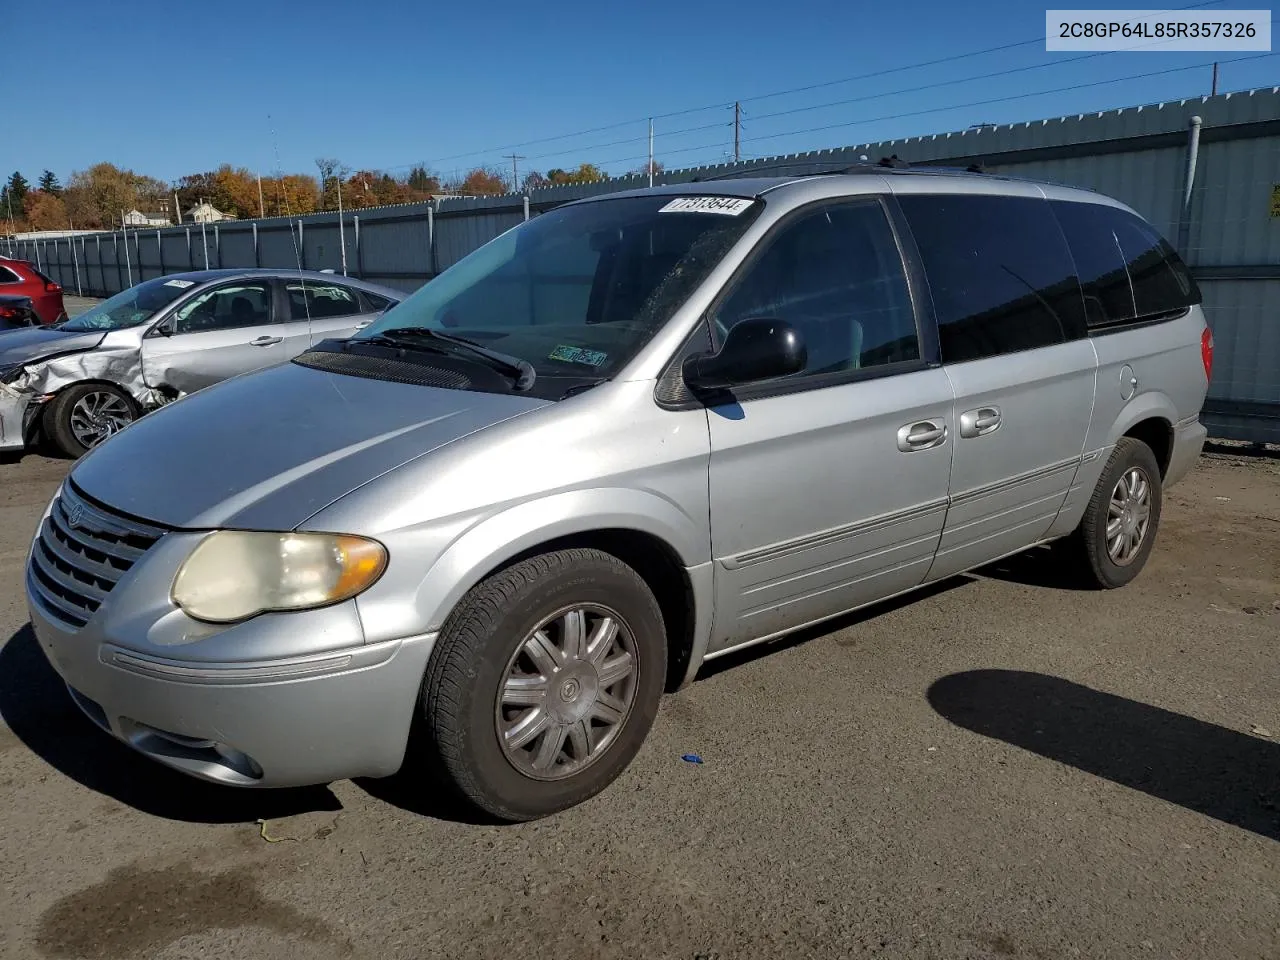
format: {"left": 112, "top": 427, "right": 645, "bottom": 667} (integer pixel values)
{"left": 354, "top": 486, "right": 709, "bottom": 643}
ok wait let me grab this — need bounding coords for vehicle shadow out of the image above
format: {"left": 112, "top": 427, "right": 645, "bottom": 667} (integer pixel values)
{"left": 977, "top": 542, "right": 1094, "bottom": 592}
{"left": 928, "top": 669, "right": 1280, "bottom": 842}
{"left": 695, "top": 575, "right": 976, "bottom": 681}
{"left": 0, "top": 625, "right": 341, "bottom": 823}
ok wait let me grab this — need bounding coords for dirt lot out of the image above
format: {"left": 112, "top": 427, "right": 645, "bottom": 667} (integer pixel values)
{"left": 0, "top": 446, "right": 1276, "bottom": 960}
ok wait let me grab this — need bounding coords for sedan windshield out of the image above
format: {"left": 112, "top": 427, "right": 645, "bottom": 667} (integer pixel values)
{"left": 60, "top": 277, "right": 196, "bottom": 332}
{"left": 354, "top": 195, "right": 762, "bottom": 395}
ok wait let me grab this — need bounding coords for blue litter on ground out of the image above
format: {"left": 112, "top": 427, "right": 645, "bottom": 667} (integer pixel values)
{"left": 681, "top": 754, "right": 704, "bottom": 764}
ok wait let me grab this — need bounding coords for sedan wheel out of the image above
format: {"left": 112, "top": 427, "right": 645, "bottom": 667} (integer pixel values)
{"left": 69, "top": 391, "right": 134, "bottom": 449}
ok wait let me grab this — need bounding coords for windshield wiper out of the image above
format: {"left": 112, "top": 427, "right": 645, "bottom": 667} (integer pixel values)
{"left": 361, "top": 327, "right": 536, "bottom": 391}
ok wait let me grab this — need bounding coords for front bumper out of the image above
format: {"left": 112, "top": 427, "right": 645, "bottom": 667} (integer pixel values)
{"left": 26, "top": 568, "right": 437, "bottom": 788}
{"left": 0, "top": 387, "right": 32, "bottom": 451}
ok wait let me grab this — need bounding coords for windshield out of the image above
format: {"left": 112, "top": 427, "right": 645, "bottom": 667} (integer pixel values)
{"left": 60, "top": 277, "right": 197, "bottom": 332}
{"left": 355, "top": 195, "right": 762, "bottom": 394}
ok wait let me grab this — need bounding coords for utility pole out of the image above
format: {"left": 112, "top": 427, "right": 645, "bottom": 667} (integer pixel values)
{"left": 734, "top": 101, "right": 741, "bottom": 163}
{"left": 1211, "top": 62, "right": 1219, "bottom": 96}
{"left": 257, "top": 173, "right": 265, "bottom": 218}
{"left": 648, "top": 118, "right": 655, "bottom": 188}
{"left": 506, "top": 153, "right": 526, "bottom": 192}
{"left": 173, "top": 190, "right": 182, "bottom": 224}
{"left": 337, "top": 174, "right": 347, "bottom": 276}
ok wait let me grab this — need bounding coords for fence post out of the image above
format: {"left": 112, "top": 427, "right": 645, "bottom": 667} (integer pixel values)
{"left": 70, "top": 236, "right": 82, "bottom": 297}
{"left": 186, "top": 227, "right": 194, "bottom": 270}
{"left": 353, "top": 216, "right": 363, "bottom": 279}
{"left": 298, "top": 220, "right": 306, "bottom": 270}
{"left": 156, "top": 229, "right": 164, "bottom": 276}
{"left": 1178, "top": 115, "right": 1202, "bottom": 258}
{"left": 523, "top": 195, "right": 530, "bottom": 221}
{"left": 427, "top": 202, "right": 436, "bottom": 277}
{"left": 123, "top": 227, "right": 134, "bottom": 287}
{"left": 252, "top": 222, "right": 259, "bottom": 267}
{"left": 34, "top": 240, "right": 42, "bottom": 271}
{"left": 95, "top": 236, "right": 101, "bottom": 296}
{"left": 214, "top": 224, "right": 221, "bottom": 268}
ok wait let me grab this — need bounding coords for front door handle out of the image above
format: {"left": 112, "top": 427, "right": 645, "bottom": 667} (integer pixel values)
{"left": 959, "top": 406, "right": 1002, "bottom": 438}
{"left": 897, "top": 419, "right": 948, "bottom": 452}
{"left": 354, "top": 319, "right": 373, "bottom": 330}
{"left": 250, "top": 335, "right": 283, "bottom": 346}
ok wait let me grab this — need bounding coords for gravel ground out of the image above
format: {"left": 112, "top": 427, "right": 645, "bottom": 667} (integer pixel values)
{"left": 0, "top": 441, "right": 1276, "bottom": 960}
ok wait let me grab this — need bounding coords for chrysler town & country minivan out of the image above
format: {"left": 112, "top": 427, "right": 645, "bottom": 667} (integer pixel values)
{"left": 26, "top": 169, "right": 1211, "bottom": 820}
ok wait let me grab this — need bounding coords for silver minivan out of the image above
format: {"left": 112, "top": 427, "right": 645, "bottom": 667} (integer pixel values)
{"left": 25, "top": 170, "right": 1211, "bottom": 820}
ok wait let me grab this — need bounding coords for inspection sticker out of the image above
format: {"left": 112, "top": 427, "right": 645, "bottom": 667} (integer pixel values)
{"left": 659, "top": 196, "right": 754, "bottom": 216}
{"left": 164, "top": 279, "right": 196, "bottom": 288}
{"left": 549, "top": 345, "right": 608, "bottom": 366}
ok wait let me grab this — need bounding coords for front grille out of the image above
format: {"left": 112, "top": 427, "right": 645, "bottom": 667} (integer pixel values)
{"left": 28, "top": 482, "right": 168, "bottom": 629}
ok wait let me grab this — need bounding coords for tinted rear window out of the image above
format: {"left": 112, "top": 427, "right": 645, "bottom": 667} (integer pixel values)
{"left": 898, "top": 194, "right": 1085, "bottom": 364}
{"left": 0, "top": 266, "right": 20, "bottom": 284}
{"left": 1050, "top": 200, "right": 1200, "bottom": 328}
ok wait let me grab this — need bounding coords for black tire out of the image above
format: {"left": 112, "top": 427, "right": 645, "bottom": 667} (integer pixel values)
{"left": 44, "top": 383, "right": 136, "bottom": 459}
{"left": 1069, "top": 436, "right": 1163, "bottom": 589}
{"left": 421, "top": 548, "right": 667, "bottom": 821}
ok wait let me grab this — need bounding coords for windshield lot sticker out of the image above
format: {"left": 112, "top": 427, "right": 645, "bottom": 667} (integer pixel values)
{"left": 659, "top": 196, "right": 754, "bottom": 216}
{"left": 164, "top": 279, "right": 196, "bottom": 288}
{"left": 549, "top": 345, "right": 608, "bottom": 367}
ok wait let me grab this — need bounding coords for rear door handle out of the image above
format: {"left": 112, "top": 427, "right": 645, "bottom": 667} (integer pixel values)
{"left": 897, "top": 419, "right": 948, "bottom": 452}
{"left": 959, "top": 406, "right": 1002, "bottom": 438}
{"left": 250, "top": 335, "right": 283, "bottom": 346}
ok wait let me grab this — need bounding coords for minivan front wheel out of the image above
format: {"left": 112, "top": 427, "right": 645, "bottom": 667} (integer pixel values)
{"left": 1072, "top": 436, "right": 1163, "bottom": 588}
{"left": 421, "top": 548, "right": 667, "bottom": 821}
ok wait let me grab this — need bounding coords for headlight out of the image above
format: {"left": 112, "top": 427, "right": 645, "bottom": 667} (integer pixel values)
{"left": 171, "top": 531, "right": 387, "bottom": 623}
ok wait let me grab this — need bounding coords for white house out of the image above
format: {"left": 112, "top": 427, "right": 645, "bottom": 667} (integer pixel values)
{"left": 185, "top": 202, "right": 233, "bottom": 223}
{"left": 123, "top": 209, "right": 171, "bottom": 227}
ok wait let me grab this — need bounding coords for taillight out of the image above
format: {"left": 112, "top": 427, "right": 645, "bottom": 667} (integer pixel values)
{"left": 0, "top": 306, "right": 15, "bottom": 319}
{"left": 45, "top": 281, "right": 59, "bottom": 292}
{"left": 1200, "top": 327, "right": 1214, "bottom": 382}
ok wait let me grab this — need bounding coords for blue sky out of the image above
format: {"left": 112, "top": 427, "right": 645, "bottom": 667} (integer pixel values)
{"left": 18, "top": 0, "right": 1277, "bottom": 184}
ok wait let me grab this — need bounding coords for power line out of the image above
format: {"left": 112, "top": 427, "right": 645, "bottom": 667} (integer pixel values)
{"left": 379, "top": 0, "right": 1229, "bottom": 173}
{"left": 586, "top": 51, "right": 1275, "bottom": 169}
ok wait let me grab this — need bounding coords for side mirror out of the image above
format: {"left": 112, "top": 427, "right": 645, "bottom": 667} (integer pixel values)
{"left": 682, "top": 318, "right": 806, "bottom": 392}
{"left": 152, "top": 319, "right": 175, "bottom": 337}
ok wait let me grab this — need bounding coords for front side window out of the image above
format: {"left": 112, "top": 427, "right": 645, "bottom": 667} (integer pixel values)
{"left": 173, "top": 282, "right": 272, "bottom": 334}
{"left": 1051, "top": 200, "right": 1200, "bottom": 328}
{"left": 899, "top": 194, "right": 1086, "bottom": 364}
{"left": 355, "top": 195, "right": 762, "bottom": 396}
{"left": 710, "top": 201, "right": 920, "bottom": 377}
{"left": 287, "top": 281, "right": 361, "bottom": 321}
{"left": 59, "top": 276, "right": 194, "bottom": 331}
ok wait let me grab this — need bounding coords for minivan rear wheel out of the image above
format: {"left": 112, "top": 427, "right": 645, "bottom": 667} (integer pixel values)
{"left": 1070, "top": 437, "right": 1163, "bottom": 589}
{"left": 420, "top": 548, "right": 667, "bottom": 821}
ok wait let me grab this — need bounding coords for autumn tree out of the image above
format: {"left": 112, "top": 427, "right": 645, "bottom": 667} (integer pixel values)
{"left": 454, "top": 167, "right": 508, "bottom": 196}
{"left": 24, "top": 191, "right": 69, "bottom": 231}
{"left": 544, "top": 164, "right": 607, "bottom": 186}
{"left": 632, "top": 160, "right": 664, "bottom": 178}
{"left": 262, "top": 173, "right": 319, "bottom": 216}
{"left": 63, "top": 163, "right": 168, "bottom": 229}
{"left": 522, "top": 171, "right": 551, "bottom": 191}
{"left": 38, "top": 170, "right": 62, "bottom": 196}
{"left": 315, "top": 158, "right": 351, "bottom": 211}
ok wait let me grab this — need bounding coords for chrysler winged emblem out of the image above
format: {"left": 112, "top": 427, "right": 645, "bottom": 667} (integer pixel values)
{"left": 64, "top": 501, "right": 85, "bottom": 530}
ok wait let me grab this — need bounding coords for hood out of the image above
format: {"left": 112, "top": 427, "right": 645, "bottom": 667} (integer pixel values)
{"left": 0, "top": 327, "right": 106, "bottom": 368}
{"left": 70, "top": 360, "right": 550, "bottom": 530}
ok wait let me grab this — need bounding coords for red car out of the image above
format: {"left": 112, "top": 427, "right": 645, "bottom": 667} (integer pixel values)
{"left": 0, "top": 256, "right": 66, "bottom": 324}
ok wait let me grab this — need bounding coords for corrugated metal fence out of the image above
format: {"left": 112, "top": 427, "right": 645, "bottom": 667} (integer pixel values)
{"left": 7, "top": 87, "right": 1279, "bottom": 442}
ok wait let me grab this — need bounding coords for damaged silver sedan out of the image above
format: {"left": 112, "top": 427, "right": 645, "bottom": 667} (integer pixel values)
{"left": 0, "top": 269, "right": 402, "bottom": 457}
